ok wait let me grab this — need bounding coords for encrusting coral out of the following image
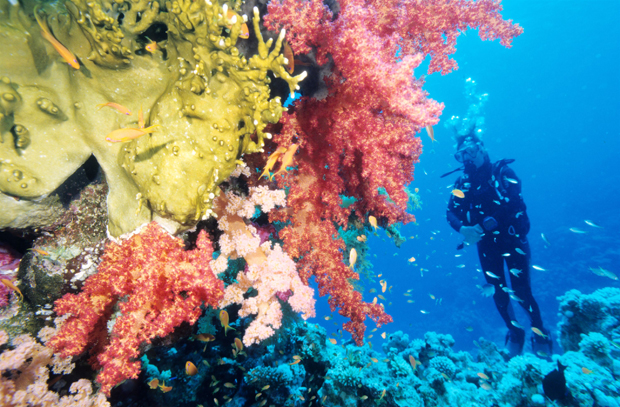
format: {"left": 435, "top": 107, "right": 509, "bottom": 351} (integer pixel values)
{"left": 0, "top": 0, "right": 304, "bottom": 236}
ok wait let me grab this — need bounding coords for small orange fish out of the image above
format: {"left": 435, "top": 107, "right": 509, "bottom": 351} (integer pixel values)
{"left": 196, "top": 333, "right": 215, "bottom": 342}
{"left": 582, "top": 367, "right": 593, "bottom": 375}
{"left": 451, "top": 189, "right": 465, "bottom": 199}
{"left": 480, "top": 382, "right": 492, "bottom": 391}
{"left": 349, "top": 248, "right": 357, "bottom": 269}
{"left": 219, "top": 310, "right": 235, "bottom": 335}
{"left": 105, "top": 125, "right": 159, "bottom": 143}
{"left": 477, "top": 372, "right": 490, "bottom": 380}
{"left": 234, "top": 337, "right": 244, "bottom": 352}
{"left": 381, "top": 332, "right": 386, "bottom": 339}
{"left": 226, "top": 10, "right": 249, "bottom": 39}
{"left": 369, "top": 216, "right": 378, "bottom": 230}
{"left": 185, "top": 361, "right": 198, "bottom": 376}
{"left": 224, "top": 382, "right": 236, "bottom": 388}
{"left": 30, "top": 248, "right": 49, "bottom": 256}
{"left": 356, "top": 235, "right": 367, "bottom": 242}
{"left": 425, "top": 125, "right": 434, "bottom": 142}
{"left": 1, "top": 279, "right": 23, "bottom": 301}
{"left": 531, "top": 327, "right": 549, "bottom": 339}
{"left": 379, "top": 389, "right": 386, "bottom": 401}
{"left": 273, "top": 144, "right": 299, "bottom": 177}
{"left": 370, "top": 358, "right": 379, "bottom": 363}
{"left": 289, "top": 359, "right": 301, "bottom": 365}
{"left": 148, "top": 378, "right": 159, "bottom": 389}
{"left": 138, "top": 106, "right": 145, "bottom": 129}
{"left": 97, "top": 102, "right": 132, "bottom": 115}
{"left": 160, "top": 380, "right": 173, "bottom": 393}
{"left": 261, "top": 384, "right": 270, "bottom": 391}
{"left": 408, "top": 257, "right": 416, "bottom": 263}
{"left": 35, "top": 9, "right": 80, "bottom": 69}
{"left": 408, "top": 355, "right": 418, "bottom": 371}
{"left": 145, "top": 39, "right": 157, "bottom": 53}
{"left": 260, "top": 146, "right": 287, "bottom": 180}
{"left": 283, "top": 41, "right": 294, "bottom": 74}
{"left": 328, "top": 338, "right": 337, "bottom": 345}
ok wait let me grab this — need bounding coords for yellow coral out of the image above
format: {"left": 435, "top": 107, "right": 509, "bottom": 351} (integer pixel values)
{"left": 0, "top": 0, "right": 305, "bottom": 236}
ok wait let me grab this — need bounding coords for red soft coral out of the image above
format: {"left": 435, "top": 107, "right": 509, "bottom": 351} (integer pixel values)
{"left": 262, "top": 0, "right": 522, "bottom": 344}
{"left": 48, "top": 222, "right": 224, "bottom": 395}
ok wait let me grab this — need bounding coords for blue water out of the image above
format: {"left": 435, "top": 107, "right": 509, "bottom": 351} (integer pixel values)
{"left": 315, "top": 0, "right": 620, "bottom": 352}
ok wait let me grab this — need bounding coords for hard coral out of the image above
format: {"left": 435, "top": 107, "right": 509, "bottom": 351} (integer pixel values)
{"left": 48, "top": 222, "right": 224, "bottom": 395}
{"left": 0, "top": 0, "right": 304, "bottom": 236}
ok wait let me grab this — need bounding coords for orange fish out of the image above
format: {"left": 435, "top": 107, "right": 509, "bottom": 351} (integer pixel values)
{"left": 147, "top": 378, "right": 159, "bottom": 389}
{"left": 30, "top": 248, "right": 49, "bottom": 256}
{"left": 105, "top": 125, "right": 159, "bottom": 143}
{"left": 480, "top": 382, "right": 492, "bottom": 391}
{"left": 1, "top": 279, "right": 23, "bottom": 301}
{"left": 283, "top": 41, "right": 294, "bottom": 74}
{"left": 582, "top": 367, "right": 593, "bottom": 375}
{"left": 477, "top": 372, "right": 490, "bottom": 380}
{"left": 273, "top": 144, "right": 299, "bottom": 177}
{"left": 234, "top": 337, "right": 244, "bottom": 352}
{"left": 451, "top": 189, "right": 465, "bottom": 199}
{"left": 145, "top": 39, "right": 157, "bottom": 53}
{"left": 185, "top": 361, "right": 198, "bottom": 376}
{"left": 138, "top": 106, "right": 145, "bottom": 129}
{"left": 531, "top": 327, "right": 549, "bottom": 339}
{"left": 196, "top": 333, "right": 215, "bottom": 342}
{"left": 408, "top": 355, "right": 418, "bottom": 372}
{"left": 381, "top": 332, "right": 386, "bottom": 339}
{"left": 349, "top": 248, "right": 357, "bottom": 269}
{"left": 369, "top": 216, "right": 378, "bottom": 230}
{"left": 260, "top": 146, "right": 287, "bottom": 180}
{"left": 357, "top": 235, "right": 367, "bottom": 242}
{"left": 408, "top": 257, "right": 416, "bottom": 263}
{"left": 328, "top": 338, "right": 337, "bottom": 345}
{"left": 97, "top": 102, "right": 132, "bottom": 116}
{"left": 219, "top": 310, "right": 235, "bottom": 335}
{"left": 35, "top": 9, "right": 80, "bottom": 69}
{"left": 160, "top": 380, "right": 173, "bottom": 393}
{"left": 226, "top": 10, "right": 249, "bottom": 39}
{"left": 425, "top": 125, "right": 434, "bottom": 142}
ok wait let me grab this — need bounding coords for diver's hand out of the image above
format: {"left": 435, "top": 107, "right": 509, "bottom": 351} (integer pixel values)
{"left": 460, "top": 224, "right": 483, "bottom": 245}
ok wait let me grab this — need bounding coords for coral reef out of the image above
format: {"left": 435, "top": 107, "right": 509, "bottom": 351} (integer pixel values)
{"left": 557, "top": 287, "right": 620, "bottom": 352}
{"left": 0, "top": 0, "right": 531, "bottom": 403}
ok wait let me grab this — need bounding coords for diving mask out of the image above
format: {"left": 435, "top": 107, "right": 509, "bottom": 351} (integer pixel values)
{"left": 454, "top": 142, "right": 480, "bottom": 163}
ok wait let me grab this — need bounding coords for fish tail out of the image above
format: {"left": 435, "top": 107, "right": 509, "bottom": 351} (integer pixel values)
{"left": 34, "top": 7, "right": 51, "bottom": 35}
{"left": 142, "top": 124, "right": 161, "bottom": 133}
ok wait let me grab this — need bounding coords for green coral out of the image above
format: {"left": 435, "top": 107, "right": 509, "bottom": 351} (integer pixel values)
{"left": 0, "top": 0, "right": 304, "bottom": 236}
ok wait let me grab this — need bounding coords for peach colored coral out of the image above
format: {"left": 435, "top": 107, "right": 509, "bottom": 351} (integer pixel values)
{"left": 0, "top": 330, "right": 108, "bottom": 406}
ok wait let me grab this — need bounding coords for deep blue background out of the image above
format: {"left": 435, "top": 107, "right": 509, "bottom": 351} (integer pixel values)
{"left": 312, "top": 0, "right": 620, "bottom": 353}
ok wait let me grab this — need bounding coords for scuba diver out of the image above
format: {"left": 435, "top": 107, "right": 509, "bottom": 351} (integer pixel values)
{"left": 444, "top": 133, "right": 553, "bottom": 358}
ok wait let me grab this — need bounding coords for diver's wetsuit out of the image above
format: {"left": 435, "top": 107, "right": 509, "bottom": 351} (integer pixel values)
{"left": 446, "top": 158, "right": 546, "bottom": 338}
